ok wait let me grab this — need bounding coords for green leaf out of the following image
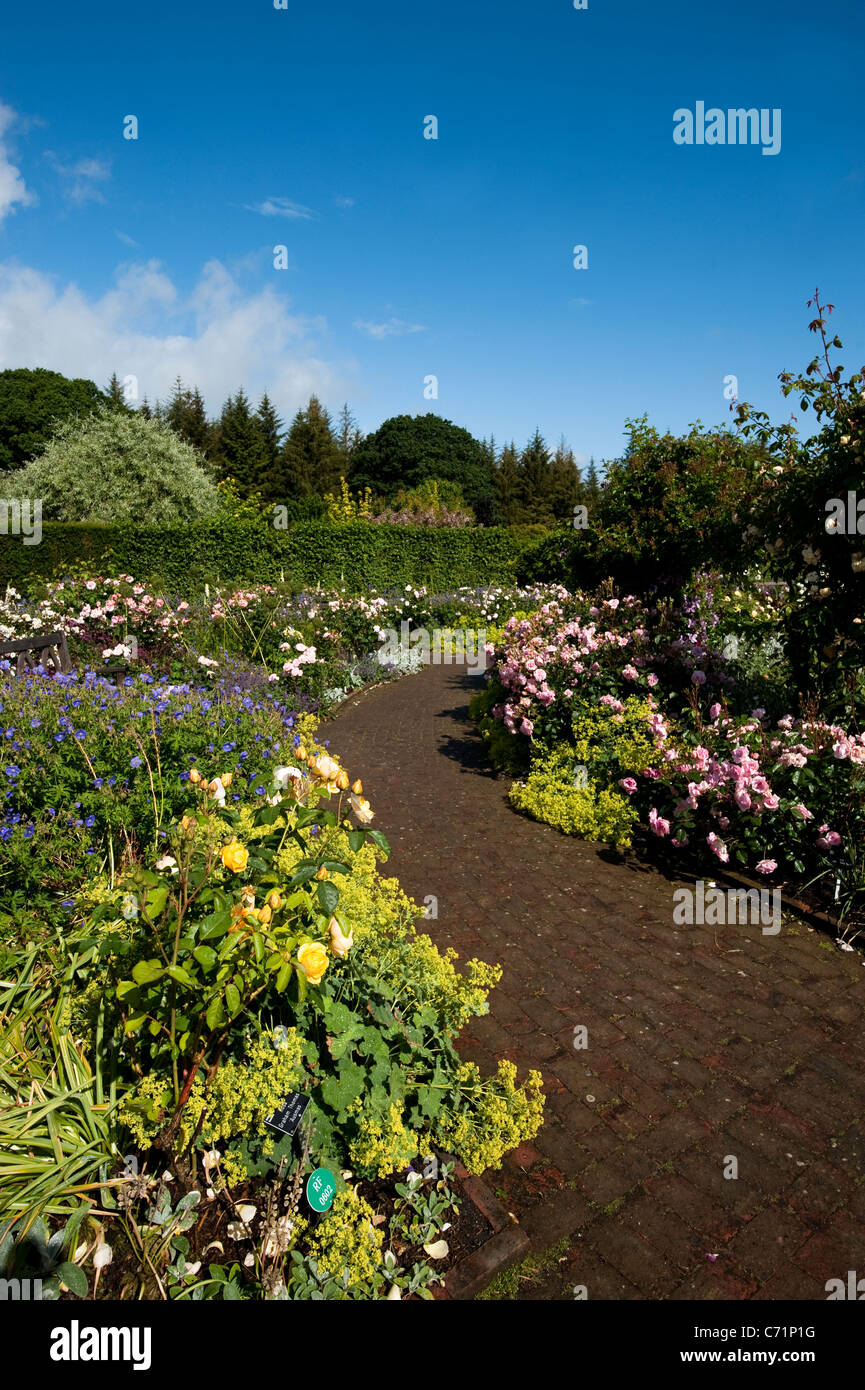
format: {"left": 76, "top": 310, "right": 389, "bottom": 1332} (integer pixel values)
{"left": 200, "top": 908, "right": 231, "bottom": 941}
{"left": 320, "top": 1062, "right": 366, "bottom": 1116}
{"left": 347, "top": 830, "right": 365, "bottom": 853}
{"left": 166, "top": 965, "right": 196, "bottom": 988}
{"left": 367, "top": 830, "right": 390, "bottom": 857}
{"left": 225, "top": 983, "right": 241, "bottom": 1016}
{"left": 288, "top": 864, "right": 318, "bottom": 889}
{"left": 132, "top": 959, "right": 165, "bottom": 985}
{"left": 193, "top": 944, "right": 217, "bottom": 970}
{"left": 56, "top": 1262, "right": 89, "bottom": 1298}
{"left": 143, "top": 885, "right": 170, "bottom": 921}
{"left": 316, "top": 880, "right": 339, "bottom": 914}
{"left": 206, "top": 996, "right": 226, "bottom": 1030}
{"left": 124, "top": 1012, "right": 147, "bottom": 1033}
{"left": 276, "top": 962, "right": 292, "bottom": 992}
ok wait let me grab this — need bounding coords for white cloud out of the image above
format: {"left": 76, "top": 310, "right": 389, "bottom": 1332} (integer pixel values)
{"left": 245, "top": 196, "right": 316, "bottom": 220}
{"left": 0, "top": 102, "right": 36, "bottom": 224}
{"left": 0, "top": 257, "right": 347, "bottom": 415}
{"left": 354, "top": 317, "right": 427, "bottom": 340}
{"left": 334, "top": 195, "right": 355, "bottom": 208}
{"left": 115, "top": 229, "right": 139, "bottom": 247}
{"left": 45, "top": 151, "right": 111, "bottom": 205}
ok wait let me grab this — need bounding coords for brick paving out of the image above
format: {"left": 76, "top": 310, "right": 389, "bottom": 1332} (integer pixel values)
{"left": 326, "top": 663, "right": 865, "bottom": 1300}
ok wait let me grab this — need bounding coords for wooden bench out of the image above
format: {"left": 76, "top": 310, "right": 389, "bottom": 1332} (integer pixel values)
{"left": 0, "top": 630, "right": 132, "bottom": 684}
{"left": 0, "top": 629, "right": 71, "bottom": 676}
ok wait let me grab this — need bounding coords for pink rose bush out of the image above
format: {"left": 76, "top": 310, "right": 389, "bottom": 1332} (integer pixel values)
{"left": 479, "top": 588, "right": 865, "bottom": 881}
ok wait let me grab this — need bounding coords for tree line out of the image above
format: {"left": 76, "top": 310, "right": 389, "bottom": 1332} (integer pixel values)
{"left": 1, "top": 366, "right": 601, "bottom": 528}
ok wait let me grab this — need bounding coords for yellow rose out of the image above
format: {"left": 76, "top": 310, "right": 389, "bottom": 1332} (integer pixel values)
{"left": 329, "top": 916, "right": 354, "bottom": 959}
{"left": 349, "top": 793, "right": 374, "bottom": 825}
{"left": 315, "top": 754, "right": 340, "bottom": 783}
{"left": 221, "top": 841, "right": 249, "bottom": 873}
{"left": 351, "top": 779, "right": 363, "bottom": 796}
{"left": 267, "top": 890, "right": 282, "bottom": 912}
{"left": 297, "top": 942, "right": 329, "bottom": 986}
{"left": 189, "top": 769, "right": 201, "bottom": 784}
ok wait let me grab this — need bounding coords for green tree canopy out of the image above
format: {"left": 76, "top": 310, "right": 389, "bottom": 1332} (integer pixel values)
{"left": 350, "top": 413, "right": 494, "bottom": 517}
{"left": 0, "top": 367, "right": 107, "bottom": 469}
{"left": 6, "top": 405, "right": 221, "bottom": 524}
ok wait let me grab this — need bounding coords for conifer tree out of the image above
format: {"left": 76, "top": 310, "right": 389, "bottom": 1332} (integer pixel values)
{"left": 213, "top": 388, "right": 264, "bottom": 494}
{"left": 280, "top": 395, "right": 341, "bottom": 496}
{"left": 254, "top": 392, "right": 285, "bottom": 499}
{"left": 335, "top": 402, "right": 363, "bottom": 474}
{"left": 494, "top": 440, "right": 521, "bottom": 525}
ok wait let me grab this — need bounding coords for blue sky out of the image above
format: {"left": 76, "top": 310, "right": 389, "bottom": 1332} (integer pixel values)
{"left": 0, "top": 0, "right": 862, "bottom": 469}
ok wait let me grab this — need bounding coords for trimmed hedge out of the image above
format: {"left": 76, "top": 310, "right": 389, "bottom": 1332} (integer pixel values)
{"left": 0, "top": 520, "right": 528, "bottom": 594}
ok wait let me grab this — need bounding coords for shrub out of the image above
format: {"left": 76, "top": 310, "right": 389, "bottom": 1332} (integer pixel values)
{"left": 5, "top": 406, "right": 221, "bottom": 525}
{"left": 509, "top": 745, "right": 638, "bottom": 847}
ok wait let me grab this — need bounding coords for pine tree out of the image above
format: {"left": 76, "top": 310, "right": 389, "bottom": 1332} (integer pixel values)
{"left": 254, "top": 392, "right": 285, "bottom": 499}
{"left": 549, "top": 435, "right": 582, "bottom": 521}
{"left": 335, "top": 402, "right": 363, "bottom": 475}
{"left": 494, "top": 440, "right": 521, "bottom": 525}
{"left": 164, "top": 377, "right": 212, "bottom": 456}
{"left": 138, "top": 397, "right": 153, "bottom": 420}
{"left": 280, "top": 395, "right": 341, "bottom": 497}
{"left": 585, "top": 456, "right": 601, "bottom": 508}
{"left": 518, "top": 428, "right": 555, "bottom": 524}
{"left": 106, "top": 372, "right": 128, "bottom": 409}
{"left": 213, "top": 389, "right": 264, "bottom": 494}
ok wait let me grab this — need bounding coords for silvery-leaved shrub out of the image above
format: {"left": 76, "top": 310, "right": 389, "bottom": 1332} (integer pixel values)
{"left": 6, "top": 405, "right": 221, "bottom": 526}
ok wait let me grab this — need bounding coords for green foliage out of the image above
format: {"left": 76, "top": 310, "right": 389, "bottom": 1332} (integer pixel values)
{"left": 5, "top": 406, "right": 221, "bottom": 525}
{"left": 732, "top": 291, "right": 865, "bottom": 710}
{"left": 351, "top": 413, "right": 494, "bottom": 517}
{"left": 0, "top": 519, "right": 527, "bottom": 592}
{"left": 0, "top": 367, "right": 106, "bottom": 470}
{"left": 470, "top": 679, "right": 528, "bottom": 776}
{"left": 509, "top": 745, "right": 638, "bottom": 848}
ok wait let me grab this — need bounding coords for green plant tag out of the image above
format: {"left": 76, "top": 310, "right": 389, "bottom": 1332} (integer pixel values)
{"left": 305, "top": 1167, "right": 336, "bottom": 1213}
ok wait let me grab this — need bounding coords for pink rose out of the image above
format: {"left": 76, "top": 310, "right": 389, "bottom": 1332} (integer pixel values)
{"left": 619, "top": 777, "right": 638, "bottom": 795}
{"left": 755, "top": 858, "right": 777, "bottom": 874}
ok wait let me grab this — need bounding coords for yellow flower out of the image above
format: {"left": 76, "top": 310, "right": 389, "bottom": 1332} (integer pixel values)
{"left": 297, "top": 942, "right": 329, "bottom": 986}
{"left": 315, "top": 754, "right": 340, "bottom": 783}
{"left": 351, "top": 779, "right": 363, "bottom": 796}
{"left": 221, "top": 841, "right": 249, "bottom": 873}
{"left": 189, "top": 769, "right": 201, "bottom": 784}
{"left": 349, "top": 793, "right": 374, "bottom": 824}
{"left": 267, "top": 890, "right": 282, "bottom": 912}
{"left": 329, "top": 916, "right": 354, "bottom": 958}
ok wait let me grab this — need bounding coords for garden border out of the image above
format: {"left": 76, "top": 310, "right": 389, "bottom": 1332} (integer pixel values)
{"left": 439, "top": 1160, "right": 529, "bottom": 1300}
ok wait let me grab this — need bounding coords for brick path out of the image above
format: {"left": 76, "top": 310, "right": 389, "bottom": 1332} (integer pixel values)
{"left": 326, "top": 663, "right": 865, "bottom": 1300}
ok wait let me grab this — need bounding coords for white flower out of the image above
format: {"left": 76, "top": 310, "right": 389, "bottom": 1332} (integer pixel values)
{"left": 155, "top": 855, "right": 178, "bottom": 873}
